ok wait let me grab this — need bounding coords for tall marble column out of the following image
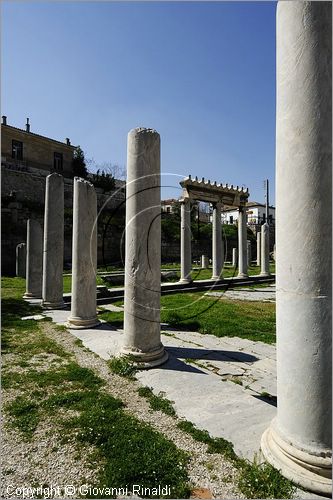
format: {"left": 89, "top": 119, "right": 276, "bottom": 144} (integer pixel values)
{"left": 256, "top": 231, "right": 261, "bottom": 267}
{"left": 260, "top": 223, "right": 270, "bottom": 277}
{"left": 179, "top": 198, "right": 192, "bottom": 284}
{"left": 67, "top": 178, "right": 100, "bottom": 329}
{"left": 237, "top": 206, "right": 248, "bottom": 278}
{"left": 247, "top": 240, "right": 252, "bottom": 267}
{"left": 122, "top": 128, "right": 168, "bottom": 367}
{"left": 42, "top": 173, "right": 65, "bottom": 309}
{"left": 232, "top": 248, "right": 238, "bottom": 268}
{"left": 16, "top": 243, "right": 26, "bottom": 278}
{"left": 212, "top": 202, "right": 223, "bottom": 280}
{"left": 261, "top": 2, "right": 332, "bottom": 496}
{"left": 24, "top": 220, "right": 43, "bottom": 298}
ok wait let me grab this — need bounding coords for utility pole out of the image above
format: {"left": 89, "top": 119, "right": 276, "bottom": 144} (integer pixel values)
{"left": 265, "top": 179, "right": 269, "bottom": 223}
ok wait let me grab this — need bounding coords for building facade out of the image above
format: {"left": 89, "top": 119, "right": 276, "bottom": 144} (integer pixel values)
{"left": 222, "top": 201, "right": 276, "bottom": 227}
{"left": 1, "top": 116, "right": 76, "bottom": 177}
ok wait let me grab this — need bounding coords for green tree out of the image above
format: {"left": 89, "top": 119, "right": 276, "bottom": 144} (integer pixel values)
{"left": 90, "top": 169, "right": 116, "bottom": 192}
{"left": 72, "top": 146, "right": 88, "bottom": 178}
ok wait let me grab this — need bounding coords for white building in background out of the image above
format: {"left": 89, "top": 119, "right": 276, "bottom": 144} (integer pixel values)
{"left": 222, "top": 201, "right": 275, "bottom": 227}
{"left": 161, "top": 198, "right": 177, "bottom": 213}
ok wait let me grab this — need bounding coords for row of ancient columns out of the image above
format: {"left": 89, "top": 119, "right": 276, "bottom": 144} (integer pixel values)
{"left": 179, "top": 199, "right": 270, "bottom": 281}
{"left": 18, "top": 4, "right": 332, "bottom": 492}
{"left": 23, "top": 174, "right": 100, "bottom": 329}
{"left": 237, "top": 211, "right": 270, "bottom": 277}
{"left": 122, "top": 118, "right": 332, "bottom": 496}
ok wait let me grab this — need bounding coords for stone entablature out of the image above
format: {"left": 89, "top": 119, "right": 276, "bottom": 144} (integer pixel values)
{"left": 180, "top": 175, "right": 249, "bottom": 207}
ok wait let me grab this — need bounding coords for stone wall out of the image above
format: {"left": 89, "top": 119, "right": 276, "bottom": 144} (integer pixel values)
{"left": 1, "top": 167, "right": 126, "bottom": 275}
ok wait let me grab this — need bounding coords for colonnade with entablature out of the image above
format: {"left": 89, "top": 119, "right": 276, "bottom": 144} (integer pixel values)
{"left": 178, "top": 176, "right": 250, "bottom": 282}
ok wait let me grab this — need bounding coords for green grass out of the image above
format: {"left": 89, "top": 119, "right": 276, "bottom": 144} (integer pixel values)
{"left": 6, "top": 397, "right": 40, "bottom": 438}
{"left": 3, "top": 362, "right": 104, "bottom": 390}
{"left": 159, "top": 263, "right": 275, "bottom": 282}
{"left": 177, "top": 420, "right": 238, "bottom": 462}
{"left": 74, "top": 401, "right": 190, "bottom": 498}
{"left": 2, "top": 277, "right": 191, "bottom": 497}
{"left": 160, "top": 292, "right": 276, "bottom": 344}
{"left": 138, "top": 387, "right": 176, "bottom": 416}
{"left": 238, "top": 458, "right": 296, "bottom": 499}
{"left": 63, "top": 274, "right": 106, "bottom": 293}
{"left": 100, "top": 291, "right": 275, "bottom": 344}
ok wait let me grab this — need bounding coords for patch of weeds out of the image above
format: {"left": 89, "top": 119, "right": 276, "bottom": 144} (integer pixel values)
{"left": 3, "top": 468, "right": 15, "bottom": 476}
{"left": 238, "top": 458, "right": 296, "bottom": 499}
{"left": 138, "top": 387, "right": 176, "bottom": 416}
{"left": 108, "top": 356, "right": 137, "bottom": 379}
{"left": 6, "top": 397, "right": 40, "bottom": 439}
{"left": 44, "top": 390, "right": 123, "bottom": 414}
{"left": 177, "top": 420, "right": 295, "bottom": 499}
{"left": 161, "top": 331, "right": 177, "bottom": 338}
{"left": 230, "top": 377, "right": 243, "bottom": 386}
{"left": 4, "top": 362, "right": 104, "bottom": 390}
{"left": 205, "top": 461, "right": 214, "bottom": 472}
{"left": 16, "top": 360, "right": 30, "bottom": 368}
{"left": 177, "top": 420, "right": 238, "bottom": 462}
{"left": 73, "top": 401, "right": 190, "bottom": 498}
{"left": 54, "top": 324, "right": 68, "bottom": 333}
{"left": 73, "top": 338, "right": 92, "bottom": 353}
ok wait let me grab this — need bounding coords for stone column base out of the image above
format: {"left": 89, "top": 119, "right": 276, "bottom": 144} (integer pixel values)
{"left": 237, "top": 273, "right": 248, "bottom": 279}
{"left": 178, "top": 278, "right": 193, "bottom": 285}
{"left": 42, "top": 300, "right": 66, "bottom": 310}
{"left": 211, "top": 276, "right": 223, "bottom": 281}
{"left": 260, "top": 272, "right": 271, "bottom": 277}
{"left": 121, "top": 344, "right": 169, "bottom": 368}
{"left": 23, "top": 292, "right": 42, "bottom": 299}
{"left": 261, "top": 421, "right": 332, "bottom": 497}
{"left": 66, "top": 316, "right": 101, "bottom": 330}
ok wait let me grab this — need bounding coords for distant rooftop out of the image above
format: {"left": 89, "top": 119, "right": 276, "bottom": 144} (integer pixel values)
{"left": 1, "top": 115, "right": 76, "bottom": 149}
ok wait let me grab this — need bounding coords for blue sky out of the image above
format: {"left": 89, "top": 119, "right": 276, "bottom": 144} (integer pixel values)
{"left": 2, "top": 1, "right": 276, "bottom": 204}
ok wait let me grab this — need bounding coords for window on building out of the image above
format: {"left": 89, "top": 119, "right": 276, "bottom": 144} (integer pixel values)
{"left": 12, "top": 140, "right": 23, "bottom": 160}
{"left": 54, "top": 152, "right": 63, "bottom": 172}
{"left": 166, "top": 206, "right": 171, "bottom": 213}
{"left": 229, "top": 215, "right": 233, "bottom": 224}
